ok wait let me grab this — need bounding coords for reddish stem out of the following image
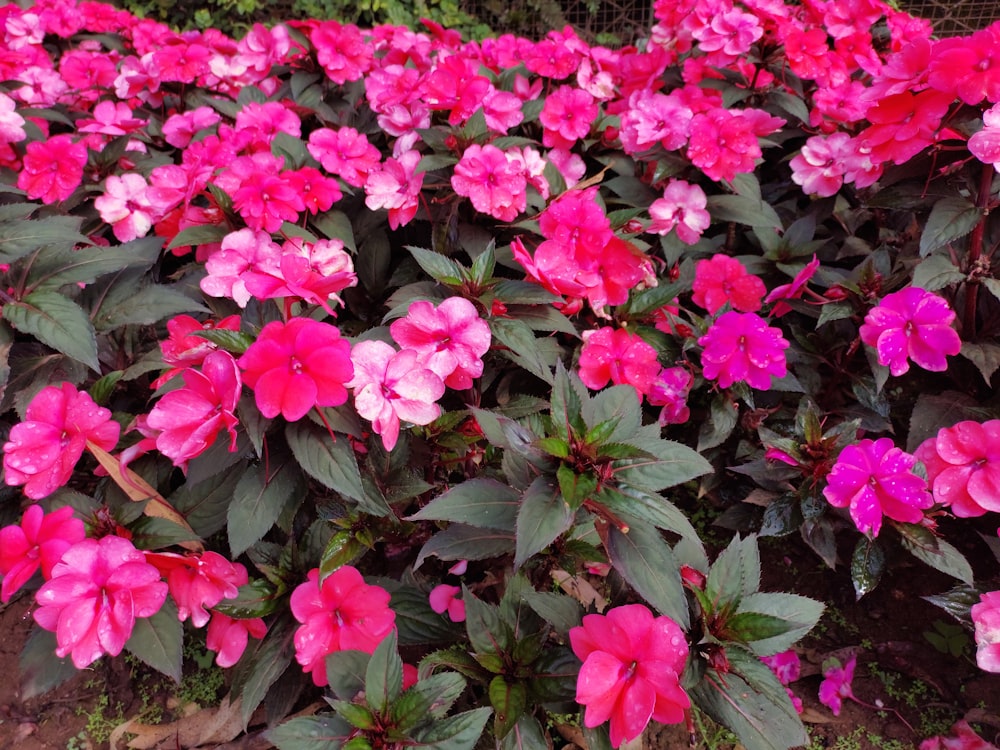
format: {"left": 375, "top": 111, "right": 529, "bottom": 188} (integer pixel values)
{"left": 964, "top": 163, "right": 995, "bottom": 337}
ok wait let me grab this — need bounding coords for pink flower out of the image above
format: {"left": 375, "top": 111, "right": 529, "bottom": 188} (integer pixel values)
{"left": 161, "top": 106, "right": 221, "bottom": 148}
{"left": 539, "top": 85, "right": 598, "bottom": 149}
{"left": 206, "top": 611, "right": 267, "bottom": 668}
{"left": 823, "top": 438, "right": 932, "bottom": 537}
{"left": 765, "top": 255, "right": 821, "bottom": 317}
{"left": 33, "top": 536, "right": 168, "bottom": 669}
{"left": 648, "top": 367, "right": 694, "bottom": 425}
{"left": 3, "top": 383, "right": 121, "bottom": 500}
{"left": 578, "top": 327, "right": 661, "bottom": 396}
{"left": 648, "top": 180, "right": 710, "bottom": 245}
{"left": 761, "top": 650, "right": 801, "bottom": 685}
{"left": 972, "top": 591, "right": 1000, "bottom": 674}
{"left": 389, "top": 297, "right": 492, "bottom": 390}
{"left": 0, "top": 92, "right": 26, "bottom": 144}
{"left": 692, "top": 255, "right": 766, "bottom": 314}
{"left": 153, "top": 314, "right": 242, "bottom": 389}
{"left": 451, "top": 143, "right": 527, "bottom": 222}
{"left": 818, "top": 655, "right": 856, "bottom": 716}
{"left": 968, "top": 104, "right": 1000, "bottom": 169}
{"left": 290, "top": 566, "right": 395, "bottom": 686}
{"left": 364, "top": 150, "right": 424, "bottom": 230}
{"left": 238, "top": 318, "right": 354, "bottom": 422}
{"left": 790, "top": 133, "right": 854, "bottom": 197}
{"left": 17, "top": 134, "right": 88, "bottom": 204}
{"left": 569, "top": 604, "right": 689, "bottom": 748}
{"left": 310, "top": 20, "right": 372, "bottom": 84}
{"left": 914, "top": 420, "right": 1000, "bottom": 517}
{"left": 147, "top": 550, "right": 247, "bottom": 628}
{"left": 242, "top": 236, "right": 357, "bottom": 316}
{"left": 920, "top": 720, "right": 1000, "bottom": 750}
{"left": 95, "top": 173, "right": 158, "bottom": 243}
{"left": 201, "top": 228, "right": 282, "bottom": 308}
{"left": 698, "top": 311, "right": 789, "bottom": 390}
{"left": 145, "top": 351, "right": 241, "bottom": 467}
{"left": 347, "top": 341, "right": 445, "bottom": 451}
{"left": 307, "top": 126, "right": 381, "bottom": 187}
{"left": 0, "top": 505, "right": 85, "bottom": 602}
{"left": 286, "top": 166, "right": 343, "bottom": 216}
{"left": 429, "top": 584, "right": 465, "bottom": 622}
{"left": 859, "top": 287, "right": 962, "bottom": 376}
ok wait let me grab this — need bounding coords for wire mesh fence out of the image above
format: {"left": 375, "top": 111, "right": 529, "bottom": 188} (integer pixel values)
{"left": 898, "top": 0, "right": 1000, "bottom": 36}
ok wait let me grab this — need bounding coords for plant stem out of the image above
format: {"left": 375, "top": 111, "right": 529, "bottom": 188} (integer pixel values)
{"left": 963, "top": 163, "right": 994, "bottom": 337}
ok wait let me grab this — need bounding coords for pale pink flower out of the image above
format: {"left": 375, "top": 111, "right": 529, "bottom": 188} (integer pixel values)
{"left": 823, "top": 438, "right": 932, "bottom": 537}
{"left": 95, "top": 173, "right": 157, "bottom": 242}
{"left": 915, "top": 420, "right": 1000, "bottom": 517}
{"left": 200, "top": 229, "right": 282, "bottom": 307}
{"left": 145, "top": 351, "right": 241, "bottom": 467}
{"left": 238, "top": 318, "right": 354, "bottom": 422}
{"left": 364, "top": 150, "right": 424, "bottom": 230}
{"left": 790, "top": 133, "right": 854, "bottom": 197}
{"left": 570, "top": 604, "right": 689, "bottom": 748}
{"left": 348, "top": 341, "right": 445, "bottom": 451}
{"left": 819, "top": 656, "right": 856, "bottom": 716}
{"left": 206, "top": 611, "right": 267, "bottom": 668}
{"left": 146, "top": 550, "right": 247, "bottom": 629}
{"left": 389, "top": 297, "right": 491, "bottom": 390}
{"left": 698, "top": 311, "right": 788, "bottom": 390}
{"left": 859, "top": 287, "right": 962, "bottom": 376}
{"left": 451, "top": 143, "right": 526, "bottom": 222}
{"left": 0, "top": 92, "right": 25, "bottom": 144}
{"left": 242, "top": 236, "right": 357, "bottom": 316}
{"left": 290, "top": 566, "right": 395, "bottom": 686}
{"left": 578, "top": 327, "right": 661, "bottom": 396}
{"left": 0, "top": 505, "right": 85, "bottom": 602}
{"left": 33, "top": 536, "right": 168, "bottom": 669}
{"left": 429, "top": 584, "right": 465, "bottom": 622}
{"left": 3, "top": 383, "right": 120, "bottom": 500}
{"left": 648, "top": 180, "right": 710, "bottom": 245}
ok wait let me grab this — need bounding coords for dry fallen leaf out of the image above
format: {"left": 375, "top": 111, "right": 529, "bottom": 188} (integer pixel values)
{"left": 552, "top": 568, "right": 607, "bottom": 612}
{"left": 109, "top": 696, "right": 244, "bottom": 750}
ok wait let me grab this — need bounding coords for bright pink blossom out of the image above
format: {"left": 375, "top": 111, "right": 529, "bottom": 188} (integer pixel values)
{"left": 364, "top": 150, "right": 424, "bottom": 230}
{"left": 201, "top": 229, "right": 282, "bottom": 307}
{"left": 17, "top": 134, "right": 88, "bottom": 204}
{"left": 147, "top": 550, "right": 247, "bottom": 629}
{"left": 238, "top": 318, "right": 353, "bottom": 422}
{"left": 145, "top": 351, "right": 241, "bottom": 466}
{"left": 790, "top": 132, "right": 855, "bottom": 197}
{"left": 578, "top": 327, "right": 661, "bottom": 396}
{"left": 818, "top": 655, "right": 856, "bottom": 716}
{"left": 823, "top": 438, "right": 932, "bottom": 537}
{"left": 692, "top": 255, "right": 766, "bottom": 313}
{"left": 154, "top": 314, "right": 242, "bottom": 389}
{"left": 920, "top": 720, "right": 1000, "bottom": 750}
{"left": 698, "top": 312, "right": 788, "bottom": 390}
{"left": 761, "top": 650, "right": 801, "bottom": 685}
{"left": 968, "top": 104, "right": 1000, "bottom": 170}
{"left": 859, "top": 287, "right": 961, "bottom": 376}
{"left": 389, "top": 297, "right": 491, "bottom": 390}
{"left": 915, "top": 420, "right": 1000, "bottom": 517}
{"left": 648, "top": 180, "right": 710, "bottom": 245}
{"left": 648, "top": 367, "right": 694, "bottom": 425}
{"left": 310, "top": 20, "right": 372, "bottom": 84}
{"left": 290, "top": 566, "right": 395, "bottom": 686}
{"left": 161, "top": 106, "right": 221, "bottom": 148}
{"left": 451, "top": 144, "right": 527, "bottom": 222}
{"left": 765, "top": 256, "right": 821, "bottom": 317}
{"left": 0, "top": 505, "right": 85, "bottom": 602}
{"left": 570, "top": 604, "right": 689, "bottom": 748}
{"left": 3, "top": 383, "right": 120, "bottom": 499}
{"left": 429, "top": 584, "right": 465, "bottom": 622}
{"left": 33, "top": 536, "right": 168, "bottom": 669}
{"left": 205, "top": 611, "right": 267, "bottom": 668}
{"left": 286, "top": 166, "right": 342, "bottom": 215}
{"left": 539, "top": 85, "right": 598, "bottom": 150}
{"left": 619, "top": 90, "right": 692, "bottom": 154}
{"left": 307, "top": 127, "right": 381, "bottom": 187}
{"left": 242, "top": 236, "right": 357, "bottom": 316}
{"left": 347, "top": 341, "right": 445, "bottom": 451}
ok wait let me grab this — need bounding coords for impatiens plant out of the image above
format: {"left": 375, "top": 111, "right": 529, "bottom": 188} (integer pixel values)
{"left": 2, "top": 0, "right": 1000, "bottom": 746}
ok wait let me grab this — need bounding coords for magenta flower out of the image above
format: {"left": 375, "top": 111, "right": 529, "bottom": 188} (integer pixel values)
{"left": 972, "top": 591, "right": 1000, "bottom": 673}
{"left": 206, "top": 611, "right": 267, "bottom": 668}
{"left": 0, "top": 505, "right": 85, "bottom": 602}
{"left": 539, "top": 85, "right": 598, "bottom": 150}
{"left": 429, "top": 584, "right": 466, "bottom": 623}
{"left": 145, "top": 351, "right": 242, "bottom": 467}
{"left": 914, "top": 420, "right": 1000, "bottom": 517}
{"left": 347, "top": 341, "right": 445, "bottom": 451}
{"left": 389, "top": 297, "right": 492, "bottom": 390}
{"left": 859, "top": 287, "right": 962, "bottom": 376}
{"left": 3, "top": 383, "right": 121, "bottom": 500}
{"left": 290, "top": 566, "right": 396, "bottom": 686}
{"left": 648, "top": 367, "right": 694, "bottom": 425}
{"left": 200, "top": 228, "right": 283, "bottom": 308}
{"left": 578, "top": 327, "right": 661, "bottom": 396}
{"left": 761, "top": 650, "right": 803, "bottom": 714}
{"left": 569, "top": 604, "right": 689, "bottom": 748}
{"left": 33, "top": 536, "right": 168, "bottom": 669}
{"left": 238, "top": 318, "right": 354, "bottom": 422}
{"left": 823, "top": 438, "right": 932, "bottom": 537}
{"left": 969, "top": 104, "right": 1000, "bottom": 169}
{"left": 698, "top": 312, "right": 789, "bottom": 390}
{"left": 765, "top": 255, "right": 821, "bottom": 318}
{"left": 789, "top": 133, "right": 854, "bottom": 197}
{"left": 147, "top": 550, "right": 247, "bottom": 629}
{"left": 692, "top": 255, "right": 766, "bottom": 314}
{"left": 818, "top": 655, "right": 856, "bottom": 716}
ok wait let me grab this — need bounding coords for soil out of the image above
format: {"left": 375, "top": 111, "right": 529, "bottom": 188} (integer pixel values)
{"left": 0, "top": 530, "right": 998, "bottom": 750}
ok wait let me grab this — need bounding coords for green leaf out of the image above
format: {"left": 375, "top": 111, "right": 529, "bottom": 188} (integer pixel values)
{"left": 707, "top": 193, "right": 782, "bottom": 229}
{"left": 851, "top": 537, "right": 885, "bottom": 600}
{"left": 409, "top": 478, "right": 519, "bottom": 531}
{"left": 0, "top": 216, "right": 90, "bottom": 263}
{"left": 408, "top": 245, "right": 465, "bottom": 284}
{"left": 357, "top": 227, "right": 391, "bottom": 297}
{"left": 585, "top": 385, "right": 641, "bottom": 443}
{"left": 698, "top": 393, "right": 738, "bottom": 451}
{"left": 613, "top": 435, "right": 713, "bottom": 493}
{"left": 365, "top": 630, "right": 403, "bottom": 714}
{"left": 549, "top": 362, "right": 586, "bottom": 441}
{"left": 229, "top": 460, "right": 302, "bottom": 557}
{"left": 515, "top": 476, "right": 574, "bottom": 568}
{"left": 129, "top": 516, "right": 203, "bottom": 550}
{"left": 557, "top": 464, "right": 597, "bottom": 510}
{"left": 706, "top": 535, "right": 762, "bottom": 612}
{"left": 319, "top": 531, "right": 365, "bottom": 581}
{"left": 411, "top": 707, "right": 492, "bottom": 750}
{"left": 595, "top": 487, "right": 704, "bottom": 550}
{"left": 906, "top": 390, "right": 984, "bottom": 453}
{"left": 3, "top": 291, "right": 99, "bottom": 371}
{"left": 920, "top": 196, "right": 981, "bottom": 257}
{"left": 924, "top": 584, "right": 980, "bottom": 626}
{"left": 325, "top": 650, "right": 370, "bottom": 701}
{"left": 93, "top": 284, "right": 208, "bottom": 330}
{"left": 414, "top": 524, "right": 515, "bottom": 569}
{"left": 214, "top": 578, "right": 281, "bottom": 619}
{"left": 500, "top": 715, "right": 548, "bottom": 750}
{"left": 265, "top": 715, "right": 352, "bottom": 750}
{"left": 895, "top": 523, "right": 974, "bottom": 585}
{"left": 286, "top": 421, "right": 386, "bottom": 515}
{"left": 489, "top": 676, "right": 527, "bottom": 740}
{"left": 606, "top": 523, "right": 688, "bottom": 628}
{"left": 391, "top": 672, "right": 466, "bottom": 729}
{"left": 314, "top": 210, "right": 357, "bottom": 252}
{"left": 125, "top": 597, "right": 183, "bottom": 682}
{"left": 191, "top": 328, "right": 255, "bottom": 354}
{"left": 417, "top": 153, "right": 460, "bottom": 173}
{"left": 960, "top": 340, "right": 1000, "bottom": 386}
{"left": 491, "top": 317, "right": 554, "bottom": 385}
{"left": 463, "top": 589, "right": 511, "bottom": 655}
{"left": 521, "top": 590, "right": 582, "bottom": 635}
{"left": 25, "top": 235, "right": 162, "bottom": 292}
{"left": 912, "top": 254, "right": 966, "bottom": 291}
{"left": 166, "top": 223, "right": 230, "bottom": 251}
{"left": 20, "top": 627, "right": 78, "bottom": 701}
{"left": 735, "top": 592, "right": 824, "bottom": 656}
{"left": 170, "top": 465, "right": 243, "bottom": 539}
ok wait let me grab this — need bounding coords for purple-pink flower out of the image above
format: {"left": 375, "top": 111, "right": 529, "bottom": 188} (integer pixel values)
{"left": 648, "top": 367, "right": 694, "bottom": 425}
{"left": 698, "top": 311, "right": 789, "bottom": 390}
{"left": 818, "top": 655, "right": 856, "bottom": 717}
{"left": 823, "top": 438, "right": 932, "bottom": 537}
{"left": 859, "top": 287, "right": 962, "bottom": 376}
{"left": 0, "top": 505, "right": 85, "bottom": 602}
{"left": 33, "top": 536, "right": 168, "bottom": 669}
{"left": 972, "top": 591, "right": 1000, "bottom": 673}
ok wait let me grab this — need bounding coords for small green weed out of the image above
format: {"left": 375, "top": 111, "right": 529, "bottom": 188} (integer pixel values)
{"left": 923, "top": 619, "right": 971, "bottom": 659}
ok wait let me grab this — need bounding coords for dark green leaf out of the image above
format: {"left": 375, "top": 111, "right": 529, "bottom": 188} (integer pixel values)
{"left": 3, "top": 291, "right": 99, "bottom": 371}
{"left": 735, "top": 592, "right": 824, "bottom": 656}
{"left": 707, "top": 194, "right": 782, "bottom": 229}
{"left": 411, "top": 707, "right": 492, "bottom": 750}
{"left": 409, "top": 478, "right": 520, "bottom": 531}
{"left": 960, "top": 341, "right": 1000, "bottom": 386}
{"left": 265, "top": 715, "right": 352, "bottom": 750}
{"left": 706, "top": 535, "right": 762, "bottom": 612}
{"left": 229, "top": 461, "right": 302, "bottom": 557}
{"left": 595, "top": 487, "right": 703, "bottom": 549}
{"left": 698, "top": 394, "right": 738, "bottom": 451}
{"left": 464, "top": 589, "right": 511, "bottom": 655}
{"left": 491, "top": 317, "right": 554, "bottom": 385}
{"left": 499, "top": 715, "right": 548, "bottom": 750}
{"left": 613, "top": 436, "right": 713, "bottom": 493}
{"left": 408, "top": 245, "right": 465, "bottom": 284}
{"left": 919, "top": 197, "right": 981, "bottom": 257}
{"left": 549, "top": 362, "right": 586, "bottom": 441}
{"left": 489, "top": 676, "right": 527, "bottom": 740}
{"left": 557, "top": 464, "right": 597, "bottom": 510}
{"left": 851, "top": 537, "right": 885, "bottom": 600}
{"left": 20, "top": 627, "right": 78, "bottom": 701}
{"left": 0, "top": 216, "right": 90, "bottom": 263}
{"left": 515, "top": 476, "right": 574, "bottom": 568}
{"left": 365, "top": 630, "right": 402, "bottom": 714}
{"left": 191, "top": 328, "right": 255, "bottom": 354}
{"left": 923, "top": 585, "right": 980, "bottom": 627}
{"left": 906, "top": 391, "right": 983, "bottom": 453}
{"left": 313, "top": 210, "right": 357, "bottom": 252}
{"left": 129, "top": 516, "right": 203, "bottom": 550}
{"left": 357, "top": 227, "right": 391, "bottom": 297}
{"left": 215, "top": 578, "right": 282, "bottom": 619}
{"left": 390, "top": 584, "right": 460, "bottom": 645}
{"left": 125, "top": 597, "right": 183, "bottom": 682}
{"left": 319, "top": 531, "right": 365, "bottom": 581}
{"left": 606, "top": 523, "right": 688, "bottom": 628}
{"left": 912, "top": 254, "right": 966, "bottom": 291}
{"left": 585, "top": 385, "right": 641, "bottom": 443}
{"left": 170, "top": 465, "right": 243, "bottom": 539}
{"left": 521, "top": 590, "right": 582, "bottom": 635}
{"left": 492, "top": 280, "right": 560, "bottom": 305}
{"left": 896, "top": 523, "right": 974, "bottom": 585}
{"left": 93, "top": 285, "right": 208, "bottom": 330}
{"left": 392, "top": 672, "right": 466, "bottom": 730}
{"left": 801, "top": 517, "right": 837, "bottom": 568}
{"left": 26, "top": 236, "right": 162, "bottom": 292}
{"left": 414, "top": 524, "right": 515, "bottom": 569}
